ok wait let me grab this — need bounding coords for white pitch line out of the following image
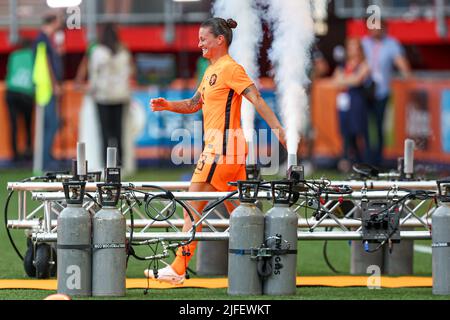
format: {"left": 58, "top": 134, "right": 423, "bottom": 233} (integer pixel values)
{"left": 414, "top": 245, "right": 432, "bottom": 254}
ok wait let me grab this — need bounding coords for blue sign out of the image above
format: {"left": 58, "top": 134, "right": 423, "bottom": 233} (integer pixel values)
{"left": 441, "top": 90, "right": 450, "bottom": 153}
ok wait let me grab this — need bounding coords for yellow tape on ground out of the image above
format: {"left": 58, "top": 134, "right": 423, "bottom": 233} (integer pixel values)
{"left": 297, "top": 276, "right": 432, "bottom": 288}
{"left": 0, "top": 276, "right": 432, "bottom": 291}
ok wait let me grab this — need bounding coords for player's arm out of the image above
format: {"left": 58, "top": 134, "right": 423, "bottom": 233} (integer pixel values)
{"left": 392, "top": 40, "right": 412, "bottom": 79}
{"left": 394, "top": 55, "right": 412, "bottom": 79}
{"left": 242, "top": 84, "right": 287, "bottom": 148}
{"left": 150, "top": 91, "right": 202, "bottom": 114}
{"left": 334, "top": 62, "right": 370, "bottom": 87}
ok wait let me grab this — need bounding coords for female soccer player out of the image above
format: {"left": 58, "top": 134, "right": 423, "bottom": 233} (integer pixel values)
{"left": 146, "top": 17, "right": 286, "bottom": 284}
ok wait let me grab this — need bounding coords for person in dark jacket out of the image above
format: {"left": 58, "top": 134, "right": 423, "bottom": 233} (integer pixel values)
{"left": 5, "top": 38, "right": 35, "bottom": 162}
{"left": 334, "top": 38, "right": 372, "bottom": 172}
{"left": 33, "top": 11, "right": 64, "bottom": 171}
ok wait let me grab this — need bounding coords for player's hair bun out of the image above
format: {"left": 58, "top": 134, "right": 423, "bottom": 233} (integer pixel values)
{"left": 226, "top": 19, "right": 237, "bottom": 29}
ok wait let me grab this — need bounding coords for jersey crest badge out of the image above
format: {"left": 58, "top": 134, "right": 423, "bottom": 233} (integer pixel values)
{"left": 209, "top": 74, "right": 217, "bottom": 86}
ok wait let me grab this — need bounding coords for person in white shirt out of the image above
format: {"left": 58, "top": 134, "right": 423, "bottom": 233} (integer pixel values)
{"left": 89, "top": 23, "right": 133, "bottom": 166}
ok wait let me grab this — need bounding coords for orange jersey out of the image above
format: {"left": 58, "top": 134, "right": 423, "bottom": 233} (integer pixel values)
{"left": 197, "top": 54, "right": 254, "bottom": 156}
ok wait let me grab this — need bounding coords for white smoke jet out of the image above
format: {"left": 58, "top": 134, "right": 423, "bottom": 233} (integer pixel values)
{"left": 213, "top": 0, "right": 262, "bottom": 164}
{"left": 267, "top": 0, "right": 315, "bottom": 159}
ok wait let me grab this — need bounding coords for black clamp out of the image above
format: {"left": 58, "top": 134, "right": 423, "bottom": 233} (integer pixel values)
{"left": 62, "top": 181, "right": 87, "bottom": 205}
{"left": 237, "top": 180, "right": 260, "bottom": 203}
{"left": 97, "top": 183, "right": 122, "bottom": 207}
{"left": 271, "top": 180, "right": 295, "bottom": 205}
{"left": 105, "top": 167, "right": 121, "bottom": 184}
{"left": 437, "top": 179, "right": 450, "bottom": 203}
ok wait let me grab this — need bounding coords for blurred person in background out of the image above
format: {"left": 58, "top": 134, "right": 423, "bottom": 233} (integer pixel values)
{"left": 89, "top": 22, "right": 133, "bottom": 166}
{"left": 74, "top": 40, "right": 103, "bottom": 172}
{"left": 301, "top": 45, "right": 330, "bottom": 174}
{"left": 5, "top": 38, "right": 35, "bottom": 163}
{"left": 74, "top": 42, "right": 97, "bottom": 90}
{"left": 334, "top": 38, "right": 371, "bottom": 172}
{"left": 33, "top": 11, "right": 64, "bottom": 171}
{"left": 311, "top": 46, "right": 330, "bottom": 79}
{"left": 362, "top": 20, "right": 411, "bottom": 167}
{"left": 147, "top": 17, "right": 286, "bottom": 285}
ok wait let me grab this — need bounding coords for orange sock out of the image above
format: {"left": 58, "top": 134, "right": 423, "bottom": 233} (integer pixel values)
{"left": 171, "top": 241, "right": 199, "bottom": 276}
{"left": 171, "top": 201, "right": 206, "bottom": 276}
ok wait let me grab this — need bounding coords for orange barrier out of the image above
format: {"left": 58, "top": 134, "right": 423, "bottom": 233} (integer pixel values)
{"left": 310, "top": 79, "right": 342, "bottom": 160}
{"left": 311, "top": 77, "right": 450, "bottom": 165}
{"left": 387, "top": 79, "right": 450, "bottom": 163}
{"left": 0, "top": 81, "right": 83, "bottom": 162}
{"left": 0, "top": 276, "right": 432, "bottom": 290}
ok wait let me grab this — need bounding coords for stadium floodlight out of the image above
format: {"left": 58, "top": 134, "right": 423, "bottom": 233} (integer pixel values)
{"left": 46, "top": 0, "right": 82, "bottom": 8}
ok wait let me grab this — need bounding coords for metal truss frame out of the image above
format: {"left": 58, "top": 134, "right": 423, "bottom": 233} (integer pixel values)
{"left": 6, "top": 180, "right": 437, "bottom": 243}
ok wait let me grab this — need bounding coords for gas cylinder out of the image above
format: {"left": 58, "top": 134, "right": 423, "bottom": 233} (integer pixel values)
{"left": 228, "top": 181, "right": 265, "bottom": 295}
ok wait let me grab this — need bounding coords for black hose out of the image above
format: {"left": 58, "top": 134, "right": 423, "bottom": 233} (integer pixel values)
{"left": 131, "top": 184, "right": 197, "bottom": 246}
{"left": 322, "top": 227, "right": 341, "bottom": 274}
{"left": 203, "top": 190, "right": 238, "bottom": 213}
{"left": 85, "top": 193, "right": 102, "bottom": 207}
{"left": 144, "top": 194, "right": 176, "bottom": 221}
{"left": 202, "top": 181, "right": 276, "bottom": 213}
{"left": 126, "top": 200, "right": 148, "bottom": 261}
{"left": 124, "top": 185, "right": 197, "bottom": 259}
{"left": 125, "top": 198, "right": 156, "bottom": 261}
{"left": 3, "top": 175, "right": 71, "bottom": 262}
{"left": 126, "top": 184, "right": 177, "bottom": 222}
{"left": 4, "top": 190, "right": 24, "bottom": 261}
{"left": 130, "top": 184, "right": 196, "bottom": 245}
{"left": 126, "top": 199, "right": 134, "bottom": 265}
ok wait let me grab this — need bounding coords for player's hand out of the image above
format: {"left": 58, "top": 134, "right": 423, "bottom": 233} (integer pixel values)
{"left": 279, "top": 131, "right": 287, "bottom": 150}
{"left": 275, "top": 127, "right": 287, "bottom": 150}
{"left": 150, "top": 97, "right": 170, "bottom": 112}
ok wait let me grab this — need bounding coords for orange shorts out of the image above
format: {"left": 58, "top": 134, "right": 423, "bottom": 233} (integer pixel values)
{"left": 191, "top": 152, "right": 247, "bottom": 191}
